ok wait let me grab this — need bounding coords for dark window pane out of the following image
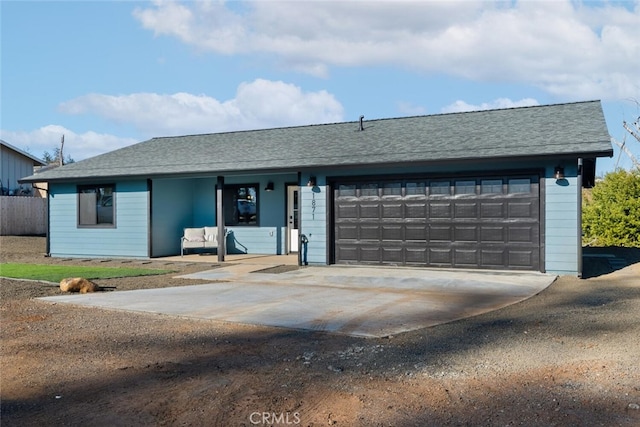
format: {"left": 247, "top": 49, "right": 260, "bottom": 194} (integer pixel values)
{"left": 382, "top": 182, "right": 402, "bottom": 196}
{"left": 508, "top": 178, "right": 531, "bottom": 194}
{"left": 78, "top": 185, "right": 115, "bottom": 226}
{"left": 481, "top": 179, "right": 503, "bottom": 194}
{"left": 224, "top": 184, "right": 258, "bottom": 226}
{"left": 405, "top": 181, "right": 425, "bottom": 196}
{"left": 338, "top": 184, "right": 356, "bottom": 197}
{"left": 430, "top": 181, "right": 450, "bottom": 195}
{"left": 455, "top": 180, "right": 476, "bottom": 195}
{"left": 360, "top": 183, "right": 378, "bottom": 197}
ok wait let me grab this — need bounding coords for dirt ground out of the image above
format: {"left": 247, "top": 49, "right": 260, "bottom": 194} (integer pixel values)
{"left": 1, "top": 236, "right": 639, "bottom": 426}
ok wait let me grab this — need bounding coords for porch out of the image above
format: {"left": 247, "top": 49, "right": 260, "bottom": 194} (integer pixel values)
{"left": 160, "top": 252, "right": 299, "bottom": 266}
{"left": 150, "top": 176, "right": 301, "bottom": 259}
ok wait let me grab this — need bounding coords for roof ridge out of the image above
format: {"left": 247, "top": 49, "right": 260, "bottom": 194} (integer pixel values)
{"left": 150, "top": 100, "right": 602, "bottom": 141}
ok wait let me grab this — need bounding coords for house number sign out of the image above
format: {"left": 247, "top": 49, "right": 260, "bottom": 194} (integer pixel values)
{"left": 311, "top": 191, "right": 316, "bottom": 220}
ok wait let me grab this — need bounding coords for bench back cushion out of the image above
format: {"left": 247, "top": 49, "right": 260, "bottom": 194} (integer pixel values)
{"left": 204, "top": 227, "right": 218, "bottom": 243}
{"left": 184, "top": 227, "right": 205, "bottom": 242}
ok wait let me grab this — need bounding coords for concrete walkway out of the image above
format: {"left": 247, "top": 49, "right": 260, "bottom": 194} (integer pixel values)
{"left": 39, "top": 265, "right": 556, "bottom": 338}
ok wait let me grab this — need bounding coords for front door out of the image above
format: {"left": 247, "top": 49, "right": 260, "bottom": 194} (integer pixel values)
{"left": 287, "top": 185, "right": 300, "bottom": 253}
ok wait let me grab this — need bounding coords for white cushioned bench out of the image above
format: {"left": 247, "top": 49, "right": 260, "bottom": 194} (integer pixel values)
{"left": 180, "top": 227, "right": 224, "bottom": 256}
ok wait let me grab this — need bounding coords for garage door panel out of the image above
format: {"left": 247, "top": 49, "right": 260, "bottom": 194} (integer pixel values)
{"left": 454, "top": 249, "right": 478, "bottom": 266}
{"left": 360, "top": 246, "right": 382, "bottom": 263}
{"left": 481, "top": 226, "right": 505, "bottom": 242}
{"left": 454, "top": 225, "right": 478, "bottom": 242}
{"left": 429, "top": 248, "right": 453, "bottom": 266}
{"left": 405, "top": 247, "right": 428, "bottom": 264}
{"left": 382, "top": 224, "right": 403, "bottom": 240}
{"left": 336, "top": 224, "right": 358, "bottom": 240}
{"left": 430, "top": 202, "right": 452, "bottom": 218}
{"left": 508, "top": 226, "right": 535, "bottom": 243}
{"left": 508, "top": 201, "right": 537, "bottom": 218}
{"left": 481, "top": 249, "right": 506, "bottom": 268}
{"left": 359, "top": 203, "right": 380, "bottom": 219}
{"left": 336, "top": 245, "right": 358, "bottom": 263}
{"left": 382, "top": 203, "right": 403, "bottom": 219}
{"left": 454, "top": 203, "right": 478, "bottom": 219}
{"left": 406, "top": 225, "right": 427, "bottom": 241}
{"left": 337, "top": 204, "right": 358, "bottom": 219}
{"left": 430, "top": 225, "right": 453, "bottom": 241}
{"left": 334, "top": 175, "right": 540, "bottom": 270}
{"left": 360, "top": 224, "right": 381, "bottom": 240}
{"left": 508, "top": 250, "right": 535, "bottom": 268}
{"left": 405, "top": 202, "right": 427, "bottom": 218}
{"left": 382, "top": 247, "right": 403, "bottom": 263}
{"left": 481, "top": 202, "right": 504, "bottom": 218}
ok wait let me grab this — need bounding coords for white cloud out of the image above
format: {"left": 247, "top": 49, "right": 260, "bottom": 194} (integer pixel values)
{"left": 396, "top": 101, "right": 428, "bottom": 116}
{"left": 0, "top": 126, "right": 138, "bottom": 162}
{"left": 58, "top": 79, "right": 344, "bottom": 136}
{"left": 441, "top": 98, "right": 540, "bottom": 113}
{"left": 133, "top": 0, "right": 640, "bottom": 99}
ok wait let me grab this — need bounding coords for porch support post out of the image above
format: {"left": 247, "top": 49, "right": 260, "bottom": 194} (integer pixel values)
{"left": 216, "top": 176, "right": 225, "bottom": 262}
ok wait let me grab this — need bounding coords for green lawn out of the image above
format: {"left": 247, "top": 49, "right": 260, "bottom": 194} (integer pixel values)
{"left": 0, "top": 263, "right": 172, "bottom": 283}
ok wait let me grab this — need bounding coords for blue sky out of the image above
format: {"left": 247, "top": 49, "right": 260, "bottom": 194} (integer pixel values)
{"left": 2, "top": 0, "right": 639, "bottom": 175}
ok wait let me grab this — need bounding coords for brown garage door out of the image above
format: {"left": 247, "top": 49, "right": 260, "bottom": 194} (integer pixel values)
{"left": 333, "top": 175, "right": 541, "bottom": 270}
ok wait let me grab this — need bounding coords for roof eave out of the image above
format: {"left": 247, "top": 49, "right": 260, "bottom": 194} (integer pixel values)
{"left": 19, "top": 148, "right": 614, "bottom": 185}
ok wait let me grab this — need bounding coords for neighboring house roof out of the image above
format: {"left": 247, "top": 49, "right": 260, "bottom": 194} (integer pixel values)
{"left": 19, "top": 101, "right": 613, "bottom": 183}
{"left": 1, "top": 139, "right": 47, "bottom": 166}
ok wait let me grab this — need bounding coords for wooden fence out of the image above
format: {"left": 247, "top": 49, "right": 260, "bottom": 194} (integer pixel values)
{"left": 0, "top": 196, "right": 47, "bottom": 235}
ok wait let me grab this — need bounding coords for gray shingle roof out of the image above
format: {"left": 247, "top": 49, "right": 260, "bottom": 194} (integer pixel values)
{"left": 20, "top": 100, "right": 613, "bottom": 183}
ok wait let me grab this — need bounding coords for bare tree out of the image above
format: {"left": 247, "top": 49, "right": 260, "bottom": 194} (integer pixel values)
{"left": 42, "top": 135, "right": 75, "bottom": 165}
{"left": 613, "top": 101, "right": 640, "bottom": 169}
{"left": 59, "top": 134, "right": 64, "bottom": 166}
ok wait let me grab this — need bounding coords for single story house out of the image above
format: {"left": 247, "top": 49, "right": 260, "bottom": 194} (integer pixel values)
{"left": 20, "top": 100, "right": 613, "bottom": 276}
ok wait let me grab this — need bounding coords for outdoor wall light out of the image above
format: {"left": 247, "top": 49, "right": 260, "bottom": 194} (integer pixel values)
{"left": 307, "top": 176, "right": 317, "bottom": 187}
{"left": 265, "top": 182, "right": 274, "bottom": 192}
{"left": 554, "top": 166, "right": 565, "bottom": 180}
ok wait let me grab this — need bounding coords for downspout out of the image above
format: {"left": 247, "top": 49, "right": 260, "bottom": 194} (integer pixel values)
{"left": 32, "top": 184, "right": 51, "bottom": 257}
{"left": 297, "top": 171, "right": 302, "bottom": 266}
{"left": 147, "top": 179, "right": 152, "bottom": 258}
{"left": 46, "top": 189, "right": 51, "bottom": 257}
{"left": 216, "top": 176, "right": 225, "bottom": 262}
{"left": 577, "top": 158, "right": 583, "bottom": 278}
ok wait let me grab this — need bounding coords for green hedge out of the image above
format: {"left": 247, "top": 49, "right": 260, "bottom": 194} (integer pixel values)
{"left": 582, "top": 168, "right": 640, "bottom": 247}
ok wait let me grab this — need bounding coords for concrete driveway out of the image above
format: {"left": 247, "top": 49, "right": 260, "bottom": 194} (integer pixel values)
{"left": 39, "top": 265, "right": 555, "bottom": 338}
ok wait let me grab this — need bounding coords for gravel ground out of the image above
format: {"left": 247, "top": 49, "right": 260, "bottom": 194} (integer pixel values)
{"left": 1, "top": 236, "right": 639, "bottom": 426}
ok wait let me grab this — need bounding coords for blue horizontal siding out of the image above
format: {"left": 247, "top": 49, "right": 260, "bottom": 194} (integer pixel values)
{"left": 225, "top": 226, "right": 285, "bottom": 254}
{"left": 544, "top": 170, "right": 580, "bottom": 275}
{"left": 300, "top": 174, "right": 328, "bottom": 264}
{"left": 50, "top": 181, "right": 149, "bottom": 258}
{"left": 151, "top": 178, "right": 196, "bottom": 257}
